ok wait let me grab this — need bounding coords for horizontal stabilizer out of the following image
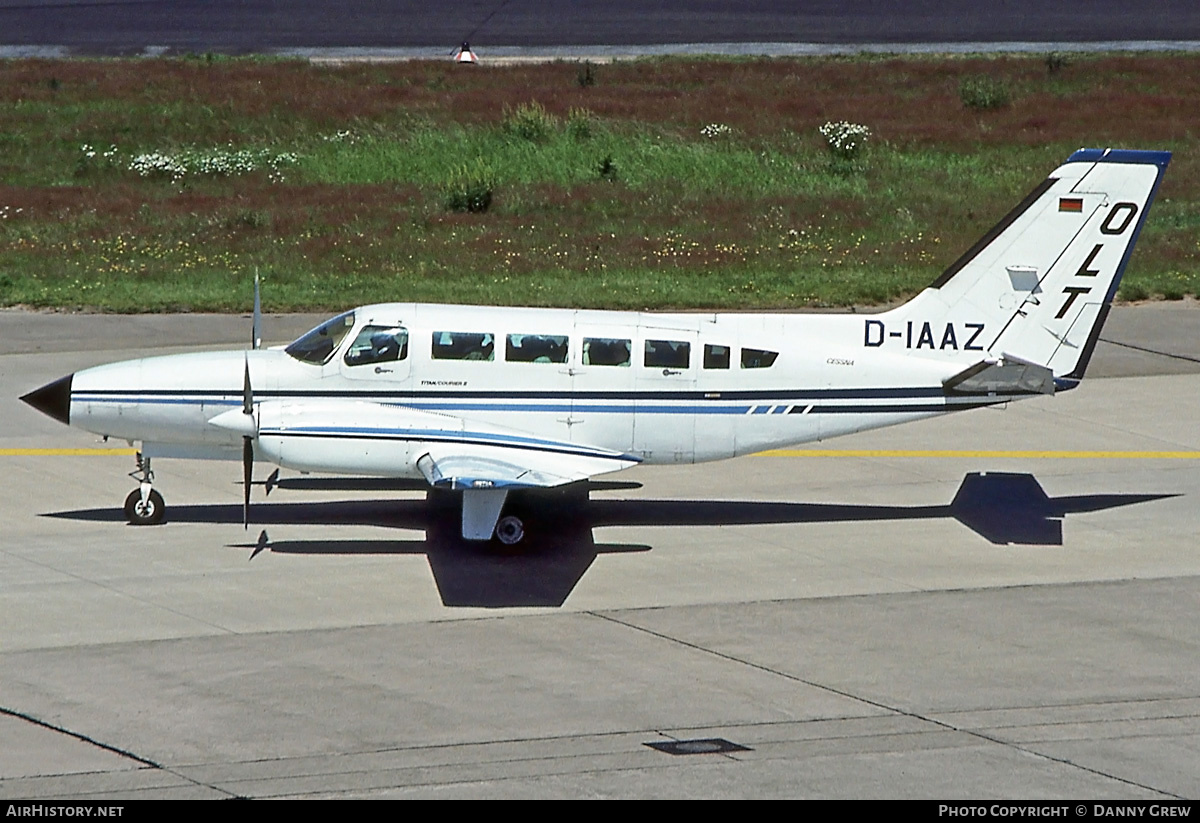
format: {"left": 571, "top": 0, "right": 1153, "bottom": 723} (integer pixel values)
{"left": 943, "top": 354, "right": 1054, "bottom": 396}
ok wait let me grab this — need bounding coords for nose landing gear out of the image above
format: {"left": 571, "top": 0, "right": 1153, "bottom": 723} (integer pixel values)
{"left": 124, "top": 452, "right": 165, "bottom": 525}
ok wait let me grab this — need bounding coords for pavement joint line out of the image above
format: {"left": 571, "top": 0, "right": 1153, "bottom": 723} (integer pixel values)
{"left": 0, "top": 705, "right": 160, "bottom": 769}
{"left": 173, "top": 718, "right": 900, "bottom": 796}
{"left": 588, "top": 611, "right": 1184, "bottom": 798}
{"left": 945, "top": 709, "right": 1200, "bottom": 733}
{"left": 243, "top": 757, "right": 719, "bottom": 799}
{"left": 1099, "top": 336, "right": 1200, "bottom": 364}
{"left": 0, "top": 708, "right": 239, "bottom": 798}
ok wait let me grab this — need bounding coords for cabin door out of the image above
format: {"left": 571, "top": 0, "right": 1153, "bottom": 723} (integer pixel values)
{"left": 633, "top": 326, "right": 699, "bottom": 463}
{"left": 568, "top": 315, "right": 637, "bottom": 454}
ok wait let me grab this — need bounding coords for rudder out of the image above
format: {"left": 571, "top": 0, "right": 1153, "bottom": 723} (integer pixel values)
{"left": 881, "top": 148, "right": 1170, "bottom": 383}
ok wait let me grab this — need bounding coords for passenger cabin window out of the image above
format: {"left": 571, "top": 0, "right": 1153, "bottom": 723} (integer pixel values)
{"left": 285, "top": 311, "right": 356, "bottom": 365}
{"left": 644, "top": 339, "right": 690, "bottom": 369}
{"left": 703, "top": 344, "right": 731, "bottom": 369}
{"left": 344, "top": 325, "right": 409, "bottom": 366}
{"left": 432, "top": 331, "right": 494, "bottom": 361}
{"left": 583, "top": 337, "right": 631, "bottom": 367}
{"left": 741, "top": 348, "right": 779, "bottom": 369}
{"left": 506, "top": 334, "right": 568, "bottom": 363}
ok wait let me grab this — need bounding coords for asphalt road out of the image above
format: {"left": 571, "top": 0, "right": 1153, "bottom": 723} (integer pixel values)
{"left": 2, "top": 1, "right": 1200, "bottom": 55}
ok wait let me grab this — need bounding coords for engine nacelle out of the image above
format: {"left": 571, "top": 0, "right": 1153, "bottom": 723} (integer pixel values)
{"left": 253, "top": 399, "right": 460, "bottom": 477}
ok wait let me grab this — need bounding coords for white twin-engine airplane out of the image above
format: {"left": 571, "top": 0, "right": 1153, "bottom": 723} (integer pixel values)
{"left": 21, "top": 148, "right": 1169, "bottom": 546}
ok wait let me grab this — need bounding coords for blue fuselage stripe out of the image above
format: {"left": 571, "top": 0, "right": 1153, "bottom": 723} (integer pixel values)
{"left": 72, "top": 389, "right": 1003, "bottom": 416}
{"left": 74, "top": 385, "right": 954, "bottom": 401}
{"left": 73, "top": 395, "right": 992, "bottom": 415}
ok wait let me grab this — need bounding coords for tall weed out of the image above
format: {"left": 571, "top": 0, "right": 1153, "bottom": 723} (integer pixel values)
{"left": 503, "top": 101, "right": 558, "bottom": 143}
{"left": 443, "top": 158, "right": 496, "bottom": 213}
{"left": 959, "top": 75, "right": 1011, "bottom": 110}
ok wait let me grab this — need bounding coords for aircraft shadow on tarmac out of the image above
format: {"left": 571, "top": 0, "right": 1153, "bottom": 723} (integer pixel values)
{"left": 47, "top": 472, "right": 1173, "bottom": 608}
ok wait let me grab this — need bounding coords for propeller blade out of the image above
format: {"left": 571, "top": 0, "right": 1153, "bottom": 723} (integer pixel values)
{"left": 242, "top": 356, "right": 253, "bottom": 416}
{"left": 243, "top": 435, "right": 253, "bottom": 530}
{"left": 252, "top": 271, "right": 262, "bottom": 350}
{"left": 264, "top": 468, "right": 280, "bottom": 497}
{"left": 241, "top": 356, "right": 258, "bottom": 530}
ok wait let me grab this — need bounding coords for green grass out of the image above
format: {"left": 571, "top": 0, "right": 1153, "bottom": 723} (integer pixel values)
{"left": 0, "top": 55, "right": 1198, "bottom": 312}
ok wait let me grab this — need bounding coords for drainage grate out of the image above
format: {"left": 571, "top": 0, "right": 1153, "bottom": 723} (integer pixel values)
{"left": 644, "top": 737, "right": 752, "bottom": 756}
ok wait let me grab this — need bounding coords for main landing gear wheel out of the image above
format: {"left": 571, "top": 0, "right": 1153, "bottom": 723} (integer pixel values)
{"left": 493, "top": 514, "right": 526, "bottom": 546}
{"left": 124, "top": 488, "right": 165, "bottom": 526}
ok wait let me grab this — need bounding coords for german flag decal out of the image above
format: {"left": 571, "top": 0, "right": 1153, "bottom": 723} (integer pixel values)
{"left": 1059, "top": 197, "right": 1084, "bottom": 213}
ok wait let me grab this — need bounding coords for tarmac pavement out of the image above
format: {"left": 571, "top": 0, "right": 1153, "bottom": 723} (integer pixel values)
{"left": 1, "top": 303, "right": 1198, "bottom": 798}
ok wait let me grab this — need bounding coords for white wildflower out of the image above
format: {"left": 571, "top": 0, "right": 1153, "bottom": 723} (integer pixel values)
{"left": 819, "top": 121, "right": 871, "bottom": 161}
{"left": 321, "top": 130, "right": 357, "bottom": 143}
{"left": 127, "top": 145, "right": 300, "bottom": 183}
{"left": 128, "top": 152, "right": 188, "bottom": 181}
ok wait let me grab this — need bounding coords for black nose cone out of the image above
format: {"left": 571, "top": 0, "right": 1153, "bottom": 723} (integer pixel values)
{"left": 20, "top": 374, "right": 73, "bottom": 426}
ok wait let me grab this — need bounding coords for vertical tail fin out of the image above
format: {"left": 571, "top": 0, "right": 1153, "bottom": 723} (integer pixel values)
{"left": 884, "top": 148, "right": 1169, "bottom": 385}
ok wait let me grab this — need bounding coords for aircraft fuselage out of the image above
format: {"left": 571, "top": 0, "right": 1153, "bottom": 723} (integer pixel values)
{"left": 62, "top": 303, "right": 987, "bottom": 477}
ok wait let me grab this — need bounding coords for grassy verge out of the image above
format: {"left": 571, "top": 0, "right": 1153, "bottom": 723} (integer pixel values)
{"left": 0, "top": 54, "right": 1197, "bottom": 312}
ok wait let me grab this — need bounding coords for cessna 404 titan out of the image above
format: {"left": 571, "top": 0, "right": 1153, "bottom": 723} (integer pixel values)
{"left": 21, "top": 148, "right": 1169, "bottom": 546}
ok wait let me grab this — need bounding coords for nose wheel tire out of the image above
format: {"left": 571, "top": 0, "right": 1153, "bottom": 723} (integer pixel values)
{"left": 124, "top": 488, "right": 165, "bottom": 526}
{"left": 493, "top": 515, "right": 526, "bottom": 546}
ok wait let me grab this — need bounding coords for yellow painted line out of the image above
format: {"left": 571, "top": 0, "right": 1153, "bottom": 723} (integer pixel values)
{"left": 0, "top": 448, "right": 138, "bottom": 456}
{"left": 757, "top": 449, "right": 1200, "bottom": 459}
{"left": 5, "top": 447, "right": 1199, "bottom": 459}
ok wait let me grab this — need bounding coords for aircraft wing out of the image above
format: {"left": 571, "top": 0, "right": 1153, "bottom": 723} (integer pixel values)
{"left": 415, "top": 444, "right": 634, "bottom": 490}
{"left": 249, "top": 398, "right": 641, "bottom": 487}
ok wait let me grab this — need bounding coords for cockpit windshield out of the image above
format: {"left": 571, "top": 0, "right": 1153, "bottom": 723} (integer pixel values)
{"left": 284, "top": 311, "right": 356, "bottom": 364}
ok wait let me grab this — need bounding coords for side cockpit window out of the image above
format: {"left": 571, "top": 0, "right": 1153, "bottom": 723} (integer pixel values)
{"left": 285, "top": 311, "right": 356, "bottom": 365}
{"left": 344, "top": 325, "right": 409, "bottom": 367}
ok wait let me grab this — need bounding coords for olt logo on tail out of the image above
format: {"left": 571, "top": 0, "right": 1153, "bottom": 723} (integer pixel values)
{"left": 1056, "top": 201, "right": 1138, "bottom": 320}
